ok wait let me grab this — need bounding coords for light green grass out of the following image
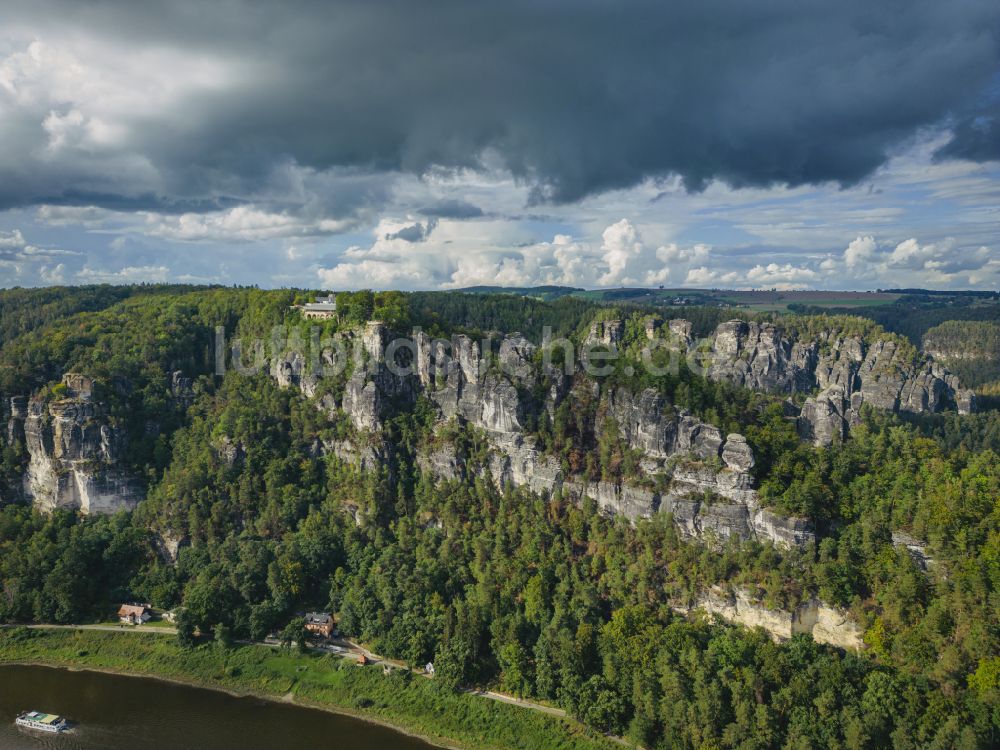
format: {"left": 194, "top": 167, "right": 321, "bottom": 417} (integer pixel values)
{"left": 0, "top": 628, "right": 618, "bottom": 750}
{"left": 96, "top": 619, "right": 174, "bottom": 629}
{"left": 786, "top": 298, "right": 899, "bottom": 308}
{"left": 139, "top": 619, "right": 176, "bottom": 629}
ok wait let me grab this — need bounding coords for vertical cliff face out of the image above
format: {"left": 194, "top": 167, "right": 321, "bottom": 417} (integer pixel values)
{"left": 316, "top": 326, "right": 815, "bottom": 550}
{"left": 585, "top": 319, "right": 625, "bottom": 346}
{"left": 796, "top": 385, "right": 857, "bottom": 445}
{"left": 170, "top": 370, "right": 196, "bottom": 408}
{"left": 259, "top": 320, "right": 885, "bottom": 650}
{"left": 267, "top": 315, "right": 973, "bottom": 548}
{"left": 693, "top": 319, "right": 976, "bottom": 445}
{"left": 706, "top": 320, "right": 819, "bottom": 393}
{"left": 264, "top": 325, "right": 816, "bottom": 549}
{"left": 340, "top": 321, "right": 417, "bottom": 432}
{"left": 9, "top": 374, "right": 142, "bottom": 514}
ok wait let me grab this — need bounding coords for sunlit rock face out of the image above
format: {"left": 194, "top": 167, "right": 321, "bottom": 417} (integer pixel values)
{"left": 266, "top": 325, "right": 815, "bottom": 550}
{"left": 418, "top": 333, "right": 814, "bottom": 550}
{"left": 10, "top": 375, "right": 141, "bottom": 515}
{"left": 154, "top": 530, "right": 188, "bottom": 565}
{"left": 339, "top": 322, "right": 416, "bottom": 432}
{"left": 585, "top": 319, "right": 625, "bottom": 347}
{"left": 706, "top": 321, "right": 818, "bottom": 393}
{"left": 696, "top": 320, "right": 975, "bottom": 445}
{"left": 689, "top": 587, "right": 865, "bottom": 651}
{"left": 266, "top": 316, "right": 973, "bottom": 548}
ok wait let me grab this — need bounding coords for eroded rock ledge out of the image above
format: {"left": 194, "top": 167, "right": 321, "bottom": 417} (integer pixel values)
{"left": 683, "top": 587, "right": 865, "bottom": 651}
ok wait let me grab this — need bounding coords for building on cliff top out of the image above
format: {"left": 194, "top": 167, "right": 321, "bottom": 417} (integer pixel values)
{"left": 295, "top": 295, "right": 337, "bottom": 319}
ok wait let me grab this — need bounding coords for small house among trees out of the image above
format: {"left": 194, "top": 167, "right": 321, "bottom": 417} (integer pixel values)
{"left": 304, "top": 612, "right": 334, "bottom": 638}
{"left": 117, "top": 604, "right": 151, "bottom": 625}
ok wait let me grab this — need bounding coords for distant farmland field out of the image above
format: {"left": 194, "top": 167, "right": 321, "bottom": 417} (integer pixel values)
{"left": 715, "top": 290, "right": 901, "bottom": 312}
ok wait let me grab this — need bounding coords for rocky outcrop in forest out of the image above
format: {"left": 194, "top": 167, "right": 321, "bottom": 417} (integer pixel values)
{"left": 187, "top": 309, "right": 978, "bottom": 573}
{"left": 416, "top": 333, "right": 814, "bottom": 549}
{"left": 270, "top": 323, "right": 815, "bottom": 550}
{"left": 197, "top": 315, "right": 968, "bottom": 558}
{"left": 6, "top": 374, "right": 142, "bottom": 514}
{"left": 687, "top": 587, "right": 865, "bottom": 651}
{"left": 265, "top": 315, "right": 975, "bottom": 548}
{"left": 693, "top": 320, "right": 976, "bottom": 445}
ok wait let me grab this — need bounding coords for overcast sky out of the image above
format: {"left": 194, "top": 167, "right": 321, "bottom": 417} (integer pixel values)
{"left": 1, "top": 0, "right": 998, "bottom": 291}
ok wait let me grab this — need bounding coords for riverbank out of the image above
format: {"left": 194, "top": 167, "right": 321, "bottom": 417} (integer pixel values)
{"left": 0, "top": 627, "right": 619, "bottom": 750}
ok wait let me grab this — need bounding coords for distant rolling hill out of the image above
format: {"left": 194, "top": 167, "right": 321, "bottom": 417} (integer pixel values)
{"left": 454, "top": 285, "right": 584, "bottom": 300}
{"left": 454, "top": 285, "right": 901, "bottom": 312}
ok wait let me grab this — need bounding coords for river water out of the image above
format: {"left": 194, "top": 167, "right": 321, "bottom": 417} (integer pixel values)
{"left": 0, "top": 664, "right": 437, "bottom": 750}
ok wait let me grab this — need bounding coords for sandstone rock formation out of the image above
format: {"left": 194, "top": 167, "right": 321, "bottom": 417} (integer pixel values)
{"left": 8, "top": 374, "right": 142, "bottom": 514}
{"left": 333, "top": 327, "right": 815, "bottom": 550}
{"left": 585, "top": 319, "right": 625, "bottom": 346}
{"left": 154, "top": 531, "right": 188, "bottom": 564}
{"left": 704, "top": 320, "right": 818, "bottom": 393}
{"left": 690, "top": 587, "right": 865, "bottom": 650}
{"left": 254, "top": 319, "right": 897, "bottom": 649}
{"left": 266, "top": 324, "right": 814, "bottom": 549}
{"left": 341, "top": 322, "right": 416, "bottom": 432}
{"left": 170, "top": 370, "right": 196, "bottom": 408}
{"left": 214, "top": 435, "right": 246, "bottom": 468}
{"left": 266, "top": 315, "right": 973, "bottom": 546}
{"left": 680, "top": 319, "right": 976, "bottom": 445}
{"left": 796, "top": 386, "right": 856, "bottom": 445}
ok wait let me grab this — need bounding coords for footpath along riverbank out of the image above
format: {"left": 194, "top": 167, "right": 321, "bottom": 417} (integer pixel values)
{"left": 0, "top": 626, "right": 625, "bottom": 750}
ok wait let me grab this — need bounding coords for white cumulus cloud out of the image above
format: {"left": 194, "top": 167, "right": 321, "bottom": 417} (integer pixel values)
{"left": 843, "top": 235, "right": 878, "bottom": 269}
{"left": 143, "top": 206, "right": 353, "bottom": 243}
{"left": 745, "top": 262, "right": 819, "bottom": 290}
{"left": 684, "top": 266, "right": 740, "bottom": 287}
{"left": 598, "top": 219, "right": 643, "bottom": 286}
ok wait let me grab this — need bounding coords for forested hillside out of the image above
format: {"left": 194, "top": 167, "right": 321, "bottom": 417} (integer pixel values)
{"left": 0, "top": 286, "right": 997, "bottom": 748}
{"left": 923, "top": 321, "right": 1000, "bottom": 388}
{"left": 793, "top": 292, "right": 1000, "bottom": 351}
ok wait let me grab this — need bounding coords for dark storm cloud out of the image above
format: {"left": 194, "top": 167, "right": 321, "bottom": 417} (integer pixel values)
{"left": 936, "top": 89, "right": 1000, "bottom": 163}
{"left": 418, "top": 200, "right": 485, "bottom": 220}
{"left": 385, "top": 219, "right": 437, "bottom": 243}
{"left": 34, "top": 192, "right": 246, "bottom": 215}
{"left": 3, "top": 0, "right": 1000, "bottom": 213}
{"left": 937, "top": 115, "right": 1000, "bottom": 161}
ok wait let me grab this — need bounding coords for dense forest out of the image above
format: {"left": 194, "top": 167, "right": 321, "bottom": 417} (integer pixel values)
{"left": 922, "top": 321, "right": 1000, "bottom": 388}
{"left": 791, "top": 293, "right": 1000, "bottom": 350}
{"left": 0, "top": 285, "right": 998, "bottom": 748}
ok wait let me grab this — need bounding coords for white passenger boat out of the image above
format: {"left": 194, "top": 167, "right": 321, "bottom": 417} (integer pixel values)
{"left": 15, "top": 710, "right": 69, "bottom": 733}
